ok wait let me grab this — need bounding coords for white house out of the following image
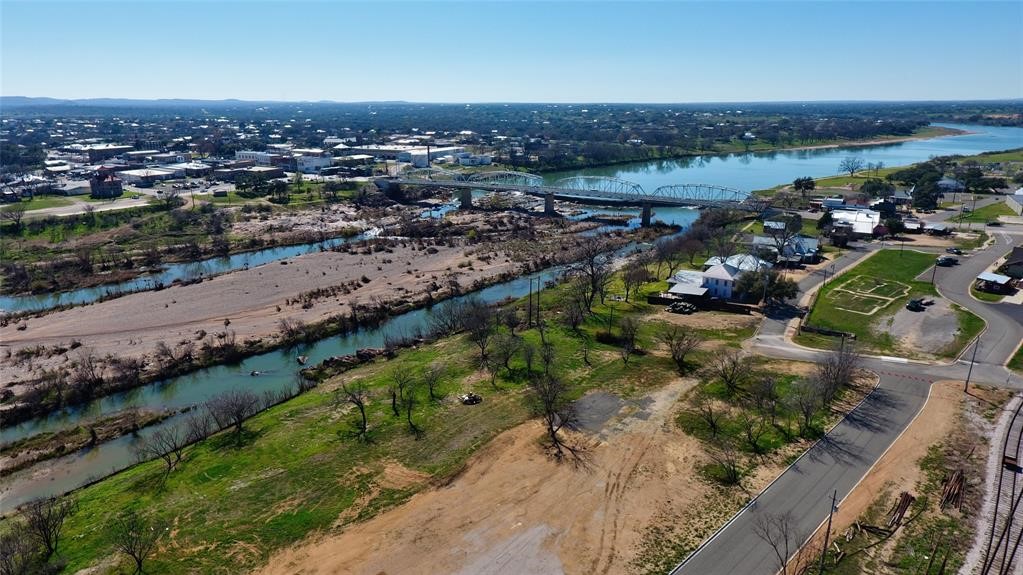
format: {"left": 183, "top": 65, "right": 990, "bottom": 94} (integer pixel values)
{"left": 667, "top": 263, "right": 744, "bottom": 300}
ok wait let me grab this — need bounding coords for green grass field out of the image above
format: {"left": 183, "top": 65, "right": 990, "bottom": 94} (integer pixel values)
{"left": 951, "top": 201, "right": 1015, "bottom": 223}
{"left": 972, "top": 148, "right": 1023, "bottom": 164}
{"left": 747, "top": 218, "right": 821, "bottom": 237}
{"left": 1, "top": 196, "right": 74, "bottom": 212}
{"left": 970, "top": 285, "right": 1005, "bottom": 302}
{"left": 802, "top": 250, "right": 940, "bottom": 352}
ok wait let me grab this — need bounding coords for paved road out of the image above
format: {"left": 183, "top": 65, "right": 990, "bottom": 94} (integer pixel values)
{"left": 673, "top": 230, "right": 1023, "bottom": 575}
{"left": 23, "top": 196, "right": 152, "bottom": 219}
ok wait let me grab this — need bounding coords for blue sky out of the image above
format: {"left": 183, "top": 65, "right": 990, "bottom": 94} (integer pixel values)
{"left": 2, "top": 1, "right": 1021, "bottom": 102}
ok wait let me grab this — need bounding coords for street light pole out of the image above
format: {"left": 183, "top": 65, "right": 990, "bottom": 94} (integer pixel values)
{"left": 964, "top": 337, "right": 980, "bottom": 393}
{"left": 931, "top": 261, "right": 938, "bottom": 284}
{"left": 818, "top": 489, "right": 838, "bottom": 574}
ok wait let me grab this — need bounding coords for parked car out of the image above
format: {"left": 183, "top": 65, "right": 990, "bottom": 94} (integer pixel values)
{"left": 936, "top": 256, "right": 958, "bottom": 266}
{"left": 987, "top": 221, "right": 1003, "bottom": 227}
{"left": 906, "top": 299, "right": 926, "bottom": 312}
{"left": 946, "top": 247, "right": 963, "bottom": 255}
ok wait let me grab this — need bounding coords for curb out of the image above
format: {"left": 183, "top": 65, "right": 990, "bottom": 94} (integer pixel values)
{"left": 670, "top": 371, "right": 882, "bottom": 574}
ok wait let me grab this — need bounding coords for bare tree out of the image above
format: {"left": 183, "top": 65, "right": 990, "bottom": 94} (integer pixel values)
{"left": 336, "top": 380, "right": 370, "bottom": 441}
{"left": 422, "top": 363, "right": 444, "bottom": 402}
{"left": 528, "top": 372, "right": 576, "bottom": 459}
{"left": 706, "top": 438, "right": 742, "bottom": 485}
{"left": 500, "top": 307, "right": 521, "bottom": 335}
{"left": 0, "top": 203, "right": 28, "bottom": 231}
{"left": 753, "top": 511, "right": 808, "bottom": 575}
{"left": 206, "top": 389, "right": 259, "bottom": 442}
{"left": 621, "top": 263, "right": 650, "bottom": 302}
{"left": 0, "top": 522, "right": 40, "bottom": 575}
{"left": 659, "top": 325, "right": 703, "bottom": 374}
{"left": 491, "top": 333, "right": 521, "bottom": 374}
{"left": 24, "top": 496, "right": 77, "bottom": 558}
{"left": 391, "top": 365, "right": 414, "bottom": 403}
{"left": 694, "top": 392, "right": 724, "bottom": 438}
{"left": 619, "top": 316, "right": 639, "bottom": 364}
{"left": 571, "top": 239, "right": 614, "bottom": 308}
{"left": 709, "top": 350, "right": 753, "bottom": 395}
{"left": 184, "top": 410, "right": 213, "bottom": 444}
{"left": 709, "top": 227, "right": 738, "bottom": 262}
{"left": 838, "top": 156, "right": 865, "bottom": 177}
{"left": 403, "top": 379, "right": 422, "bottom": 438}
{"left": 462, "top": 298, "right": 495, "bottom": 361}
{"left": 134, "top": 425, "right": 187, "bottom": 477}
{"left": 680, "top": 238, "right": 704, "bottom": 267}
{"left": 112, "top": 509, "right": 165, "bottom": 575}
{"left": 788, "top": 379, "right": 821, "bottom": 436}
{"left": 814, "top": 344, "right": 860, "bottom": 406}
{"left": 750, "top": 377, "right": 780, "bottom": 425}
{"left": 738, "top": 409, "right": 769, "bottom": 454}
{"left": 562, "top": 299, "right": 585, "bottom": 333}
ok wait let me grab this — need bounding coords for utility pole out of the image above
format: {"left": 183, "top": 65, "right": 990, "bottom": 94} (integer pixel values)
{"left": 818, "top": 489, "right": 838, "bottom": 575}
{"left": 931, "top": 260, "right": 938, "bottom": 284}
{"left": 527, "top": 278, "right": 533, "bottom": 328}
{"left": 607, "top": 303, "right": 615, "bottom": 336}
{"left": 964, "top": 337, "right": 980, "bottom": 393}
{"left": 535, "top": 274, "right": 541, "bottom": 326}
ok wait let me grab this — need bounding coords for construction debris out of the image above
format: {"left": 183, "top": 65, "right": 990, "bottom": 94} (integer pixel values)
{"left": 887, "top": 491, "right": 916, "bottom": 528}
{"left": 940, "top": 469, "right": 965, "bottom": 511}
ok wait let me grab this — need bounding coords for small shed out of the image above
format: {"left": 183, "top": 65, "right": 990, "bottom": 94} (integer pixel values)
{"left": 976, "top": 271, "right": 1014, "bottom": 294}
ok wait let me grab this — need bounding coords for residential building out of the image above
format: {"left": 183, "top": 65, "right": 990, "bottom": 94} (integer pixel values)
{"left": 830, "top": 209, "right": 881, "bottom": 237}
{"left": 750, "top": 235, "right": 820, "bottom": 263}
{"left": 703, "top": 253, "right": 773, "bottom": 273}
{"left": 1000, "top": 246, "right": 1023, "bottom": 279}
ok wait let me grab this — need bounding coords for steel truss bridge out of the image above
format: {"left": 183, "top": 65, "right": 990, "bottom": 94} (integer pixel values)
{"left": 390, "top": 168, "right": 770, "bottom": 212}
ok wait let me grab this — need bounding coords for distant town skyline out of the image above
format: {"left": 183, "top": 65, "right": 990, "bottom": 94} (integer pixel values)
{"left": 2, "top": 1, "right": 1021, "bottom": 103}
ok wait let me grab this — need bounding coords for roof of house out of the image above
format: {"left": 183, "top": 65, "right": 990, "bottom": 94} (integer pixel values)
{"left": 751, "top": 235, "right": 820, "bottom": 256}
{"left": 831, "top": 209, "right": 880, "bottom": 235}
{"left": 704, "top": 253, "right": 772, "bottom": 272}
{"left": 703, "top": 263, "right": 742, "bottom": 281}
{"left": 977, "top": 271, "right": 1012, "bottom": 284}
{"left": 1005, "top": 246, "right": 1023, "bottom": 266}
{"left": 667, "top": 270, "right": 709, "bottom": 296}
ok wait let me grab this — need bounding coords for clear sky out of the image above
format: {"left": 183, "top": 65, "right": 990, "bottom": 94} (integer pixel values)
{"left": 2, "top": 0, "right": 1021, "bottom": 103}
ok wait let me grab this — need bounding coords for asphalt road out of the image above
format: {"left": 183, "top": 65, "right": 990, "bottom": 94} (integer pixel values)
{"left": 673, "top": 229, "right": 1022, "bottom": 575}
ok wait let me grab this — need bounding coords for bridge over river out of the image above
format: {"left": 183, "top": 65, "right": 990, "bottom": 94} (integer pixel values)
{"left": 386, "top": 168, "right": 771, "bottom": 225}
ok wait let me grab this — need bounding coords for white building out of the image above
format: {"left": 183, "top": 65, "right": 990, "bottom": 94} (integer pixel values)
{"left": 235, "top": 151, "right": 276, "bottom": 165}
{"left": 831, "top": 209, "right": 880, "bottom": 236}
{"left": 667, "top": 263, "right": 744, "bottom": 300}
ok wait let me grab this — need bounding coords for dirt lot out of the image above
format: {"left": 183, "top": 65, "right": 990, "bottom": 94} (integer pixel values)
{"left": 885, "top": 298, "right": 958, "bottom": 356}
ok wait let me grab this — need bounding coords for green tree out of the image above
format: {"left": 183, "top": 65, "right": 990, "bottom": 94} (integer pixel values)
{"left": 792, "top": 176, "right": 815, "bottom": 199}
{"left": 733, "top": 270, "right": 798, "bottom": 304}
{"left": 911, "top": 173, "right": 942, "bottom": 209}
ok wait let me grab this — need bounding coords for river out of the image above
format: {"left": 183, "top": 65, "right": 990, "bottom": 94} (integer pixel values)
{"left": 542, "top": 123, "right": 1023, "bottom": 191}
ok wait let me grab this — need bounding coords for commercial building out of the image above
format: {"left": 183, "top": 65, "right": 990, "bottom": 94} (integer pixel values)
{"left": 117, "top": 167, "right": 180, "bottom": 185}
{"left": 89, "top": 174, "right": 124, "bottom": 199}
{"left": 830, "top": 209, "right": 881, "bottom": 237}
{"left": 81, "top": 144, "right": 134, "bottom": 162}
{"left": 235, "top": 151, "right": 278, "bottom": 165}
{"left": 167, "top": 162, "right": 213, "bottom": 177}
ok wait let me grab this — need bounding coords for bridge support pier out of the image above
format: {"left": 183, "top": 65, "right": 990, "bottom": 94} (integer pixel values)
{"left": 544, "top": 192, "right": 556, "bottom": 216}
{"left": 641, "top": 202, "right": 652, "bottom": 227}
{"left": 458, "top": 188, "right": 472, "bottom": 210}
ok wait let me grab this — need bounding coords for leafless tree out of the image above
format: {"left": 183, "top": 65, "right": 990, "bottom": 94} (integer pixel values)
{"left": 528, "top": 372, "right": 576, "bottom": 459}
{"left": 422, "top": 362, "right": 444, "bottom": 401}
{"left": 680, "top": 238, "right": 704, "bottom": 267}
{"left": 491, "top": 333, "right": 521, "bottom": 374}
{"left": 753, "top": 511, "right": 809, "bottom": 575}
{"left": 403, "top": 379, "right": 422, "bottom": 438}
{"left": 70, "top": 351, "right": 104, "bottom": 397}
{"left": 206, "top": 389, "right": 259, "bottom": 441}
{"left": 619, "top": 316, "right": 639, "bottom": 364}
{"left": 694, "top": 392, "right": 724, "bottom": 438}
{"left": 1, "top": 203, "right": 28, "bottom": 230}
{"left": 706, "top": 438, "right": 742, "bottom": 485}
{"left": 111, "top": 509, "right": 165, "bottom": 575}
{"left": 838, "top": 156, "right": 865, "bottom": 178}
{"left": 184, "top": 409, "right": 213, "bottom": 444}
{"left": 814, "top": 344, "right": 860, "bottom": 406}
{"left": 521, "top": 340, "right": 537, "bottom": 373}
{"left": 427, "top": 299, "right": 466, "bottom": 336}
{"left": 654, "top": 236, "right": 686, "bottom": 279}
{"left": 500, "top": 307, "right": 521, "bottom": 335}
{"left": 709, "top": 350, "right": 753, "bottom": 395}
{"left": 277, "top": 317, "right": 308, "bottom": 341}
{"left": 159, "top": 189, "right": 183, "bottom": 210}
{"left": 788, "top": 379, "right": 821, "bottom": 436}
{"left": 109, "top": 356, "right": 145, "bottom": 388}
{"left": 0, "top": 522, "right": 40, "bottom": 575}
{"left": 659, "top": 325, "right": 703, "bottom": 374}
{"left": 337, "top": 380, "right": 370, "bottom": 441}
{"left": 738, "top": 409, "right": 769, "bottom": 454}
{"left": 24, "top": 496, "right": 77, "bottom": 558}
{"left": 134, "top": 424, "right": 187, "bottom": 477}
{"left": 750, "top": 377, "right": 780, "bottom": 425}
{"left": 709, "top": 227, "right": 739, "bottom": 262}
{"left": 621, "top": 263, "right": 650, "bottom": 302}
{"left": 562, "top": 299, "right": 585, "bottom": 333}
{"left": 462, "top": 298, "right": 495, "bottom": 361}
{"left": 571, "top": 239, "right": 614, "bottom": 308}
{"left": 391, "top": 365, "right": 414, "bottom": 403}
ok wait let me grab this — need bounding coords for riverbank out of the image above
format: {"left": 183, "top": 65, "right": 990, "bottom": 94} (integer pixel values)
{"left": 0, "top": 213, "right": 669, "bottom": 431}
{"left": 779, "top": 125, "right": 967, "bottom": 153}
